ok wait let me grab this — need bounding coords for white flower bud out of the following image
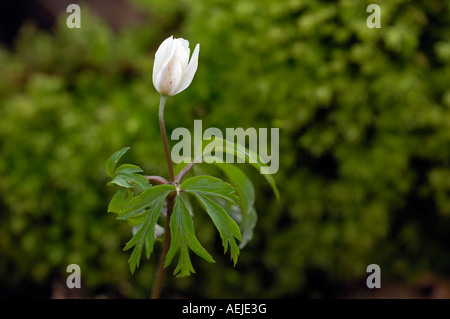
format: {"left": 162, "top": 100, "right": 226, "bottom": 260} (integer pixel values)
{"left": 152, "top": 35, "right": 200, "bottom": 96}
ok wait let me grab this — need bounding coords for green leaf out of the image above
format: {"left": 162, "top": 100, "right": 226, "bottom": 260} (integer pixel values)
{"left": 130, "top": 223, "right": 165, "bottom": 253}
{"left": 127, "top": 211, "right": 147, "bottom": 227}
{"left": 108, "top": 188, "right": 134, "bottom": 215}
{"left": 181, "top": 175, "right": 243, "bottom": 263}
{"left": 181, "top": 175, "right": 240, "bottom": 206}
{"left": 108, "top": 174, "right": 134, "bottom": 188}
{"left": 118, "top": 184, "right": 175, "bottom": 220}
{"left": 203, "top": 137, "right": 280, "bottom": 201}
{"left": 240, "top": 207, "right": 257, "bottom": 249}
{"left": 105, "top": 147, "right": 130, "bottom": 178}
{"left": 215, "top": 164, "right": 257, "bottom": 248}
{"left": 177, "top": 136, "right": 280, "bottom": 201}
{"left": 215, "top": 164, "right": 255, "bottom": 215}
{"left": 123, "top": 185, "right": 175, "bottom": 274}
{"left": 108, "top": 188, "right": 127, "bottom": 214}
{"left": 164, "top": 195, "right": 215, "bottom": 277}
{"left": 114, "top": 163, "right": 143, "bottom": 176}
{"left": 190, "top": 193, "right": 242, "bottom": 265}
{"left": 108, "top": 163, "right": 150, "bottom": 190}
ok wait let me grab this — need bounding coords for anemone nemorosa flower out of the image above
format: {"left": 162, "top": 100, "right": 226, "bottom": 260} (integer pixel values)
{"left": 152, "top": 36, "right": 200, "bottom": 96}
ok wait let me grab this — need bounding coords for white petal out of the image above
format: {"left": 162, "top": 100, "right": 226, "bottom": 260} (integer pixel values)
{"left": 154, "top": 70, "right": 162, "bottom": 92}
{"left": 173, "top": 38, "right": 190, "bottom": 73}
{"left": 176, "top": 38, "right": 190, "bottom": 67}
{"left": 177, "top": 38, "right": 189, "bottom": 52}
{"left": 152, "top": 36, "right": 174, "bottom": 87}
{"left": 174, "top": 43, "right": 200, "bottom": 95}
{"left": 156, "top": 54, "right": 183, "bottom": 96}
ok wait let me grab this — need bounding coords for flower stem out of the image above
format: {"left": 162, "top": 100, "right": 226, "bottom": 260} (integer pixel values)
{"left": 151, "top": 95, "right": 175, "bottom": 299}
{"left": 144, "top": 175, "right": 169, "bottom": 185}
{"left": 175, "top": 154, "right": 202, "bottom": 183}
{"left": 158, "top": 95, "right": 175, "bottom": 182}
{"left": 151, "top": 192, "right": 175, "bottom": 299}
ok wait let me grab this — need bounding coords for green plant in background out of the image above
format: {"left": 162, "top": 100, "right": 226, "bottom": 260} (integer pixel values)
{"left": 105, "top": 35, "right": 278, "bottom": 298}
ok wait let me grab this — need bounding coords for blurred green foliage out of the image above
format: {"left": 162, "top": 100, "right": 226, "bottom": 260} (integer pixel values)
{"left": 1, "top": 0, "right": 450, "bottom": 298}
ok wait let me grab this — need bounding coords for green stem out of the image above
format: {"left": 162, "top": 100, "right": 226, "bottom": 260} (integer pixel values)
{"left": 151, "top": 95, "right": 175, "bottom": 299}
{"left": 151, "top": 192, "right": 175, "bottom": 299}
{"left": 158, "top": 95, "right": 175, "bottom": 182}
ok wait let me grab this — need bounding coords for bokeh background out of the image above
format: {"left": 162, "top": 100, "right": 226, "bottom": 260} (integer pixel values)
{"left": 1, "top": 0, "right": 450, "bottom": 298}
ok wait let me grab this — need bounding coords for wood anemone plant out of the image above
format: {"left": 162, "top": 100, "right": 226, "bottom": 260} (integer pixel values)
{"left": 105, "top": 36, "right": 279, "bottom": 299}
